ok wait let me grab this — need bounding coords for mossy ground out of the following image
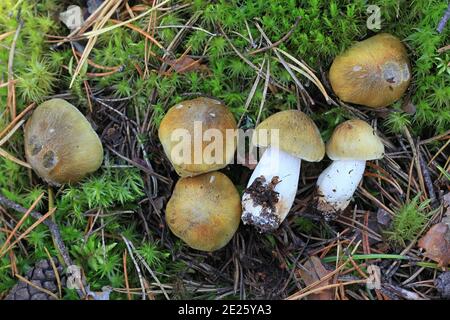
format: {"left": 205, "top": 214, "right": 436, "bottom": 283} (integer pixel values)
{"left": 0, "top": 0, "right": 449, "bottom": 299}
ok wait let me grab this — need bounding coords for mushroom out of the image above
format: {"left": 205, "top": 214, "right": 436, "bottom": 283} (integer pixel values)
{"left": 24, "top": 98, "right": 103, "bottom": 185}
{"left": 315, "top": 119, "right": 384, "bottom": 220}
{"left": 329, "top": 33, "right": 411, "bottom": 108}
{"left": 158, "top": 97, "right": 237, "bottom": 177}
{"left": 165, "top": 171, "right": 241, "bottom": 251}
{"left": 242, "top": 110, "right": 325, "bottom": 232}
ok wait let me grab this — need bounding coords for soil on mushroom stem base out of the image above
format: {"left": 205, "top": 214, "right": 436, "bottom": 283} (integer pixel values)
{"left": 242, "top": 176, "right": 282, "bottom": 233}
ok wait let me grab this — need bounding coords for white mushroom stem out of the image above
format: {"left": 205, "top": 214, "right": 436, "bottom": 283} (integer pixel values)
{"left": 241, "top": 146, "right": 301, "bottom": 232}
{"left": 316, "top": 160, "right": 366, "bottom": 215}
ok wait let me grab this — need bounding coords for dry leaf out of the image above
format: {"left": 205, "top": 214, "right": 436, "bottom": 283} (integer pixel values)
{"left": 418, "top": 193, "right": 450, "bottom": 267}
{"left": 402, "top": 100, "right": 416, "bottom": 115}
{"left": 298, "top": 256, "right": 334, "bottom": 300}
{"left": 165, "top": 56, "right": 208, "bottom": 74}
{"left": 418, "top": 222, "right": 450, "bottom": 267}
{"left": 59, "top": 5, "right": 84, "bottom": 31}
{"left": 377, "top": 208, "right": 392, "bottom": 227}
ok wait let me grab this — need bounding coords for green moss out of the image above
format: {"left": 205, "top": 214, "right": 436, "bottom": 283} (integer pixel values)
{"left": 293, "top": 216, "right": 317, "bottom": 234}
{"left": 0, "top": 1, "right": 62, "bottom": 110}
{"left": 384, "top": 103, "right": 412, "bottom": 134}
{"left": 386, "top": 195, "right": 431, "bottom": 246}
{"left": 17, "top": 58, "right": 56, "bottom": 103}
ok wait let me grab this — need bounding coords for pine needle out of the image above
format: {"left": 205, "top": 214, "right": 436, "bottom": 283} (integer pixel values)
{"left": 0, "top": 207, "right": 57, "bottom": 258}
{"left": 0, "top": 119, "right": 25, "bottom": 147}
{"left": 0, "top": 147, "right": 31, "bottom": 169}
{"left": 0, "top": 30, "right": 16, "bottom": 42}
{"left": 82, "top": 0, "right": 170, "bottom": 39}
{"left": 276, "top": 48, "right": 332, "bottom": 103}
{"left": 7, "top": 20, "right": 23, "bottom": 120}
{"left": 69, "top": 0, "right": 123, "bottom": 88}
{"left": 44, "top": 247, "right": 63, "bottom": 299}
{"left": 0, "top": 102, "right": 35, "bottom": 141}
{"left": 0, "top": 192, "right": 44, "bottom": 254}
{"left": 15, "top": 273, "right": 60, "bottom": 300}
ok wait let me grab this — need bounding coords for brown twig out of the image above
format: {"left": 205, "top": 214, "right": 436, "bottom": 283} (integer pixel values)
{"left": 418, "top": 146, "right": 438, "bottom": 208}
{"left": 381, "top": 283, "right": 428, "bottom": 300}
{"left": 123, "top": 250, "right": 132, "bottom": 300}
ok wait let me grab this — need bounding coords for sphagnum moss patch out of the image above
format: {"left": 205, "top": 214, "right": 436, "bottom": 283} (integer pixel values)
{"left": 0, "top": 0, "right": 449, "bottom": 300}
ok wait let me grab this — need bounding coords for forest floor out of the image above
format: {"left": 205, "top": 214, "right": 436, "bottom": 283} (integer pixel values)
{"left": 0, "top": 0, "right": 449, "bottom": 300}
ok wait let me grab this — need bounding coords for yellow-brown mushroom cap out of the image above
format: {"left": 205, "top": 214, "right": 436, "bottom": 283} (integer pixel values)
{"left": 165, "top": 172, "right": 241, "bottom": 252}
{"left": 326, "top": 119, "right": 384, "bottom": 161}
{"left": 329, "top": 33, "right": 411, "bottom": 109}
{"left": 252, "top": 110, "right": 325, "bottom": 162}
{"left": 158, "top": 97, "right": 237, "bottom": 177}
{"left": 24, "top": 99, "right": 103, "bottom": 185}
